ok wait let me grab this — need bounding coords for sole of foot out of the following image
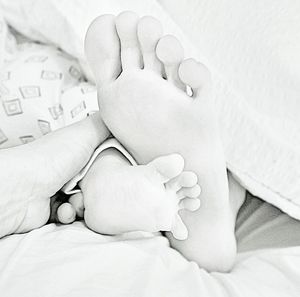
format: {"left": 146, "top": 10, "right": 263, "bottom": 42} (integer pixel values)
{"left": 85, "top": 12, "right": 239, "bottom": 272}
{"left": 80, "top": 152, "right": 201, "bottom": 240}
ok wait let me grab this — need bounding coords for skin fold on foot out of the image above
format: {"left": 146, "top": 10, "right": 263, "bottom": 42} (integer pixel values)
{"left": 85, "top": 12, "right": 241, "bottom": 272}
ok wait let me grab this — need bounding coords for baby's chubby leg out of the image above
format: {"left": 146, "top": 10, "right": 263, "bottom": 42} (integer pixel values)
{"left": 76, "top": 148, "right": 201, "bottom": 239}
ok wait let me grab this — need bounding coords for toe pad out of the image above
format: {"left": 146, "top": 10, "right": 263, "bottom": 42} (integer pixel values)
{"left": 137, "top": 16, "right": 163, "bottom": 52}
{"left": 178, "top": 58, "right": 211, "bottom": 89}
{"left": 156, "top": 35, "right": 184, "bottom": 66}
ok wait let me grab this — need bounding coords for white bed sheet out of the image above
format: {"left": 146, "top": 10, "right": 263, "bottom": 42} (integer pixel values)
{"left": 1, "top": 195, "right": 300, "bottom": 297}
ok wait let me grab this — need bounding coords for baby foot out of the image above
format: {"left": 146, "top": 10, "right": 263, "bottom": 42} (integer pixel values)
{"left": 85, "top": 12, "right": 237, "bottom": 271}
{"left": 80, "top": 151, "right": 201, "bottom": 240}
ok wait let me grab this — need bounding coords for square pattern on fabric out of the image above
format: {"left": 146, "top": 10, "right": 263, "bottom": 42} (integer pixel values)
{"left": 2, "top": 99, "right": 23, "bottom": 116}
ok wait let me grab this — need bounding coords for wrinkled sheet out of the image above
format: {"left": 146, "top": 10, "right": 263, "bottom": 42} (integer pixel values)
{"left": 1, "top": 195, "right": 300, "bottom": 297}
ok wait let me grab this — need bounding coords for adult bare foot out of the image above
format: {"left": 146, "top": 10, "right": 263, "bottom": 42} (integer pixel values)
{"left": 0, "top": 113, "right": 109, "bottom": 238}
{"left": 85, "top": 13, "right": 239, "bottom": 271}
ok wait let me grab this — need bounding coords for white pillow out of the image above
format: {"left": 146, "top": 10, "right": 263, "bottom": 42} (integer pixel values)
{"left": 1, "top": 0, "right": 300, "bottom": 218}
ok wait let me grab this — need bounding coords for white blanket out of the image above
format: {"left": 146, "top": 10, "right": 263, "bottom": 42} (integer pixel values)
{"left": 1, "top": 194, "right": 300, "bottom": 297}
{"left": 159, "top": 0, "right": 300, "bottom": 220}
{"left": 0, "top": 0, "right": 299, "bottom": 219}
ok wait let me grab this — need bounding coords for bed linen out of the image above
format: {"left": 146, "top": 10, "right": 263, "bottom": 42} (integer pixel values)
{"left": 159, "top": 0, "right": 300, "bottom": 222}
{"left": 1, "top": 194, "right": 300, "bottom": 297}
{"left": 0, "top": 40, "right": 99, "bottom": 149}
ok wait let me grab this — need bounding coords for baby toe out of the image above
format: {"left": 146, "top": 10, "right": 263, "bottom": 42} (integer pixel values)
{"left": 179, "top": 197, "right": 201, "bottom": 212}
{"left": 167, "top": 171, "right": 198, "bottom": 192}
{"left": 149, "top": 153, "right": 184, "bottom": 183}
{"left": 170, "top": 214, "right": 188, "bottom": 240}
{"left": 177, "top": 184, "right": 201, "bottom": 200}
{"left": 69, "top": 192, "right": 84, "bottom": 218}
{"left": 57, "top": 202, "right": 76, "bottom": 224}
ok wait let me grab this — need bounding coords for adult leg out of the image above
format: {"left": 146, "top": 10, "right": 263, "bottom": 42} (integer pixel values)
{"left": 0, "top": 113, "right": 109, "bottom": 238}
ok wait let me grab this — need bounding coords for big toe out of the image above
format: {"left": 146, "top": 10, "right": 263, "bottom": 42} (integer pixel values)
{"left": 85, "top": 14, "right": 121, "bottom": 86}
{"left": 149, "top": 153, "right": 184, "bottom": 183}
